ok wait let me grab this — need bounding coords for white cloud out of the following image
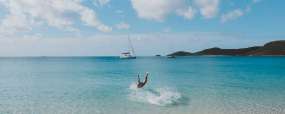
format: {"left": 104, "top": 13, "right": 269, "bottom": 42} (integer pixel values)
{"left": 0, "top": 0, "right": 111, "bottom": 34}
{"left": 97, "top": 0, "right": 110, "bottom": 6}
{"left": 245, "top": 0, "right": 261, "bottom": 12}
{"left": 194, "top": 0, "right": 220, "bottom": 19}
{"left": 80, "top": 9, "right": 112, "bottom": 32}
{"left": 130, "top": 0, "right": 221, "bottom": 21}
{"left": 115, "top": 10, "right": 124, "bottom": 14}
{"left": 93, "top": 0, "right": 110, "bottom": 6}
{"left": 115, "top": 10, "right": 125, "bottom": 18}
{"left": 176, "top": 6, "right": 196, "bottom": 20}
{"left": 116, "top": 22, "right": 130, "bottom": 30}
{"left": 220, "top": 0, "right": 261, "bottom": 23}
{"left": 221, "top": 9, "right": 244, "bottom": 22}
{"left": 0, "top": 10, "right": 31, "bottom": 34}
{"left": 130, "top": 0, "right": 260, "bottom": 22}
{"left": 130, "top": 0, "right": 184, "bottom": 21}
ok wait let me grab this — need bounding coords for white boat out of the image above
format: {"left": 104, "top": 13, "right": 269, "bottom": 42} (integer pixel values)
{"left": 120, "top": 36, "right": 136, "bottom": 59}
{"left": 167, "top": 55, "right": 176, "bottom": 58}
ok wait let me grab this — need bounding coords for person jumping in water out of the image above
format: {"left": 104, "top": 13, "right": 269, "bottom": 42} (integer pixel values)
{"left": 137, "top": 72, "right": 149, "bottom": 88}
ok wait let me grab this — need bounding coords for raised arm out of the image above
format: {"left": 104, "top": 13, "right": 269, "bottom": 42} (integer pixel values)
{"left": 143, "top": 73, "right": 149, "bottom": 84}
{"left": 137, "top": 74, "right": 140, "bottom": 83}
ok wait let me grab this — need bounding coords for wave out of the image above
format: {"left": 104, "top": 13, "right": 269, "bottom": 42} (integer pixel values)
{"left": 128, "top": 83, "right": 182, "bottom": 106}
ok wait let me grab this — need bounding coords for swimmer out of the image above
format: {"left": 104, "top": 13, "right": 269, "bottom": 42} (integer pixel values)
{"left": 137, "top": 72, "right": 149, "bottom": 88}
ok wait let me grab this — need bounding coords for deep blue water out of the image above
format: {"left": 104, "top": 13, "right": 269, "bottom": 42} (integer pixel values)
{"left": 0, "top": 56, "right": 284, "bottom": 114}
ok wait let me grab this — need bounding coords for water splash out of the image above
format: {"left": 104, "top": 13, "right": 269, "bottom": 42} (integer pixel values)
{"left": 128, "top": 83, "right": 181, "bottom": 106}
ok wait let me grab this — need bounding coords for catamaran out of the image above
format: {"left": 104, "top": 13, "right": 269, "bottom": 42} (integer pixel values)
{"left": 120, "top": 36, "right": 136, "bottom": 59}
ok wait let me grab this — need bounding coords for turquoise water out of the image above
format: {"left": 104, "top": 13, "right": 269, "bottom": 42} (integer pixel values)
{"left": 0, "top": 57, "right": 285, "bottom": 114}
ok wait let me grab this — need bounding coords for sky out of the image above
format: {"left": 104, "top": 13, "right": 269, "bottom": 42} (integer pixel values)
{"left": 0, "top": 0, "right": 284, "bottom": 56}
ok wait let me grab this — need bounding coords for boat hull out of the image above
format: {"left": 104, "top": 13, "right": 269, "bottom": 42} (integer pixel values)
{"left": 120, "top": 56, "right": 136, "bottom": 59}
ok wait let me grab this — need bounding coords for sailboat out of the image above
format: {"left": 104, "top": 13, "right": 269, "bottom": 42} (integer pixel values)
{"left": 120, "top": 35, "right": 136, "bottom": 59}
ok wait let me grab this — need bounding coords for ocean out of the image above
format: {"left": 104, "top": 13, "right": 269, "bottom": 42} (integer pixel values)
{"left": 0, "top": 56, "right": 284, "bottom": 114}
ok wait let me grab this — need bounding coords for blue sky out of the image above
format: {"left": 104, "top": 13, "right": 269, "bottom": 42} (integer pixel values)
{"left": 0, "top": 0, "right": 284, "bottom": 56}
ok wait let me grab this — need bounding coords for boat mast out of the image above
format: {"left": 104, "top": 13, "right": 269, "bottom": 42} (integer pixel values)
{"left": 128, "top": 35, "right": 135, "bottom": 56}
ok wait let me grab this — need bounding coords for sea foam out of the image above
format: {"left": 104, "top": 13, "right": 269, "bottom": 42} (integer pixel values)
{"left": 128, "top": 83, "right": 181, "bottom": 106}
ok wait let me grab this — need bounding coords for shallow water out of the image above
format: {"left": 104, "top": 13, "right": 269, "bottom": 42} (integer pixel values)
{"left": 0, "top": 56, "right": 285, "bottom": 114}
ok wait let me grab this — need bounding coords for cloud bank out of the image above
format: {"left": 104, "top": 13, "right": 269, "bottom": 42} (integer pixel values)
{"left": 130, "top": 0, "right": 220, "bottom": 21}
{"left": 131, "top": 0, "right": 260, "bottom": 22}
{"left": 0, "top": 0, "right": 112, "bottom": 34}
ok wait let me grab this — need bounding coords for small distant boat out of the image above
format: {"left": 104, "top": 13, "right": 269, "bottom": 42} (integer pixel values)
{"left": 120, "top": 35, "right": 136, "bottom": 59}
{"left": 167, "top": 55, "right": 176, "bottom": 58}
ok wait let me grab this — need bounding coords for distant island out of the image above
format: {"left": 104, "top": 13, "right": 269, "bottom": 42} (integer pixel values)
{"left": 168, "top": 40, "right": 285, "bottom": 56}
